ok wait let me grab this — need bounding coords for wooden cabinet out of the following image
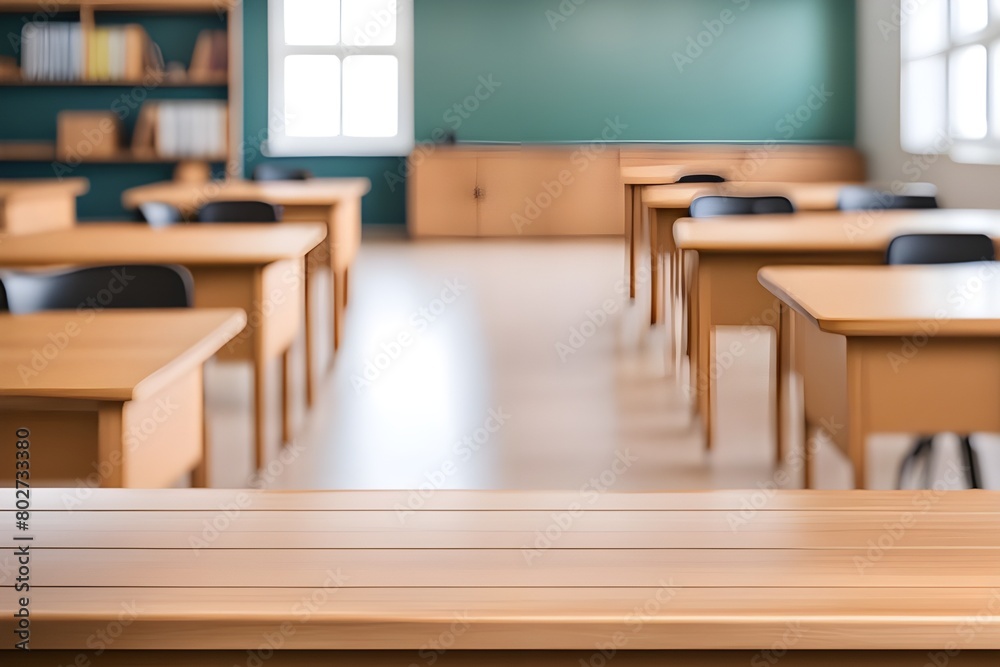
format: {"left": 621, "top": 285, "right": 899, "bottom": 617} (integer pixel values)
{"left": 408, "top": 144, "right": 866, "bottom": 238}
{"left": 408, "top": 146, "right": 623, "bottom": 237}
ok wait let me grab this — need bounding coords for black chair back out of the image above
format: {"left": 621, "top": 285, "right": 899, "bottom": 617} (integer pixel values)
{"left": 0, "top": 265, "right": 194, "bottom": 313}
{"left": 886, "top": 234, "right": 996, "bottom": 266}
{"left": 0, "top": 280, "right": 8, "bottom": 312}
{"left": 252, "top": 164, "right": 311, "bottom": 181}
{"left": 689, "top": 195, "right": 795, "bottom": 218}
{"left": 138, "top": 202, "right": 184, "bottom": 228}
{"left": 839, "top": 185, "right": 939, "bottom": 211}
{"left": 677, "top": 174, "right": 727, "bottom": 184}
{"left": 198, "top": 200, "right": 283, "bottom": 223}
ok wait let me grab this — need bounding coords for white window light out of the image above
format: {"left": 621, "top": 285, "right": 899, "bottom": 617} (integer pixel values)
{"left": 267, "top": 0, "right": 414, "bottom": 156}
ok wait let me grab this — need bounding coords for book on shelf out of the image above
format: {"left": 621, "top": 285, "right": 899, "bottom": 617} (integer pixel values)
{"left": 133, "top": 100, "right": 228, "bottom": 160}
{"left": 189, "top": 29, "right": 228, "bottom": 82}
{"left": 21, "top": 22, "right": 159, "bottom": 82}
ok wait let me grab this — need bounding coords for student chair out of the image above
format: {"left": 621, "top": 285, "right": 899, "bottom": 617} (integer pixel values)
{"left": 838, "top": 185, "right": 939, "bottom": 211}
{"left": 138, "top": 202, "right": 185, "bottom": 228}
{"left": 676, "top": 174, "right": 727, "bottom": 184}
{"left": 0, "top": 264, "right": 194, "bottom": 313}
{"left": 886, "top": 233, "right": 996, "bottom": 490}
{"left": 197, "top": 200, "right": 284, "bottom": 223}
{"left": 689, "top": 195, "right": 795, "bottom": 218}
{"left": 252, "top": 164, "right": 312, "bottom": 181}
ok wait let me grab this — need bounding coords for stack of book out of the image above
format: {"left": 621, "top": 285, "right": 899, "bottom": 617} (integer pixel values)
{"left": 87, "top": 25, "right": 154, "bottom": 81}
{"left": 20, "top": 22, "right": 157, "bottom": 82}
{"left": 20, "top": 23, "right": 84, "bottom": 81}
{"left": 133, "top": 100, "right": 228, "bottom": 159}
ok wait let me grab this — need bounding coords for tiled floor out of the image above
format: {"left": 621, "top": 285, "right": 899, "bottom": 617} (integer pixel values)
{"left": 206, "top": 232, "right": 997, "bottom": 491}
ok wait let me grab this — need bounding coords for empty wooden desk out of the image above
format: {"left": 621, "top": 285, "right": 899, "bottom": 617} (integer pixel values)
{"left": 0, "top": 309, "right": 244, "bottom": 488}
{"left": 761, "top": 264, "right": 1000, "bottom": 489}
{"left": 644, "top": 180, "right": 852, "bottom": 326}
{"left": 122, "top": 177, "right": 371, "bottom": 362}
{"left": 0, "top": 178, "right": 89, "bottom": 235}
{"left": 3, "top": 489, "right": 1000, "bottom": 664}
{"left": 0, "top": 224, "right": 326, "bottom": 471}
{"left": 674, "top": 209, "right": 1000, "bottom": 458}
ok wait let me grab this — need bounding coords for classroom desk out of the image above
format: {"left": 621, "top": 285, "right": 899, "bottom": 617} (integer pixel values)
{"left": 761, "top": 264, "right": 1000, "bottom": 489}
{"left": 0, "top": 178, "right": 89, "bottom": 234}
{"left": 4, "top": 489, "right": 1000, "bottom": 664}
{"left": 0, "top": 224, "right": 326, "bottom": 472}
{"left": 122, "top": 177, "right": 372, "bottom": 369}
{"left": 621, "top": 165, "right": 688, "bottom": 300}
{"left": 643, "top": 181, "right": 851, "bottom": 327}
{"left": 674, "top": 209, "right": 1000, "bottom": 459}
{"left": 0, "top": 309, "right": 245, "bottom": 488}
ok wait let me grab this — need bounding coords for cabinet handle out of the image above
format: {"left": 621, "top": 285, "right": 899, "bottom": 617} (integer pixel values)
{"left": 474, "top": 186, "right": 484, "bottom": 200}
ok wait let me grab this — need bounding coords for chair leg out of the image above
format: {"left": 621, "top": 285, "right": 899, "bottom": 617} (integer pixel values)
{"left": 898, "top": 435, "right": 934, "bottom": 489}
{"left": 960, "top": 435, "right": 982, "bottom": 489}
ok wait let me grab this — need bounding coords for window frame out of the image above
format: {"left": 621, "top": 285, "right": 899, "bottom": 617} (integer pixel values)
{"left": 266, "top": 0, "right": 414, "bottom": 157}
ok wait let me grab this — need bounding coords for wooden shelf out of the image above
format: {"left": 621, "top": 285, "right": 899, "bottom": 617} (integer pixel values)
{"left": 0, "top": 76, "right": 228, "bottom": 88}
{"left": 0, "top": 0, "right": 228, "bottom": 12}
{"left": 0, "top": 142, "right": 225, "bottom": 164}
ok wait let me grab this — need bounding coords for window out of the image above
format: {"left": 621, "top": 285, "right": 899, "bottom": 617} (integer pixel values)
{"left": 267, "top": 0, "right": 413, "bottom": 156}
{"left": 902, "top": 0, "right": 1000, "bottom": 162}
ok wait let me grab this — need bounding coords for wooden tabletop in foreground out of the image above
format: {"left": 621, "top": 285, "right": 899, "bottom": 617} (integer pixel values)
{"left": 760, "top": 264, "right": 1000, "bottom": 337}
{"left": 121, "top": 177, "right": 372, "bottom": 210}
{"left": 0, "top": 223, "right": 327, "bottom": 266}
{"left": 2, "top": 489, "right": 1000, "bottom": 650}
{"left": 674, "top": 209, "right": 1000, "bottom": 251}
{"left": 0, "top": 309, "right": 246, "bottom": 400}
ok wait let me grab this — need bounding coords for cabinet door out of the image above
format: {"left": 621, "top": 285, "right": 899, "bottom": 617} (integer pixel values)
{"left": 407, "top": 152, "right": 479, "bottom": 237}
{"left": 477, "top": 151, "right": 623, "bottom": 236}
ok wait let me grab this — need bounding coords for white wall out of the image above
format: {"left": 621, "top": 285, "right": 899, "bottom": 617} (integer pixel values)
{"left": 858, "top": 0, "right": 1000, "bottom": 208}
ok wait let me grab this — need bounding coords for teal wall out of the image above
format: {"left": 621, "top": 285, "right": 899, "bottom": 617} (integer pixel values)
{"left": 413, "top": 0, "right": 855, "bottom": 143}
{"left": 1, "top": 0, "right": 856, "bottom": 223}
{"left": 245, "top": 0, "right": 857, "bottom": 225}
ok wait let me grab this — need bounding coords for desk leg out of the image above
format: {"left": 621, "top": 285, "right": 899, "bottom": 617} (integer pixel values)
{"left": 625, "top": 185, "right": 635, "bottom": 300}
{"left": 253, "top": 321, "right": 269, "bottom": 472}
{"left": 332, "top": 268, "right": 347, "bottom": 356}
{"left": 281, "top": 347, "right": 293, "bottom": 446}
{"left": 774, "top": 304, "right": 789, "bottom": 467}
{"left": 649, "top": 208, "right": 660, "bottom": 325}
{"left": 846, "top": 342, "right": 867, "bottom": 489}
{"left": 693, "top": 266, "right": 713, "bottom": 448}
{"left": 96, "top": 405, "right": 125, "bottom": 488}
{"left": 192, "top": 371, "right": 211, "bottom": 488}
{"left": 303, "top": 248, "right": 321, "bottom": 407}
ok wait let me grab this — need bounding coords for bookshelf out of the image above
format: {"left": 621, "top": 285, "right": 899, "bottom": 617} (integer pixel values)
{"left": 0, "top": 0, "right": 241, "bottom": 169}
